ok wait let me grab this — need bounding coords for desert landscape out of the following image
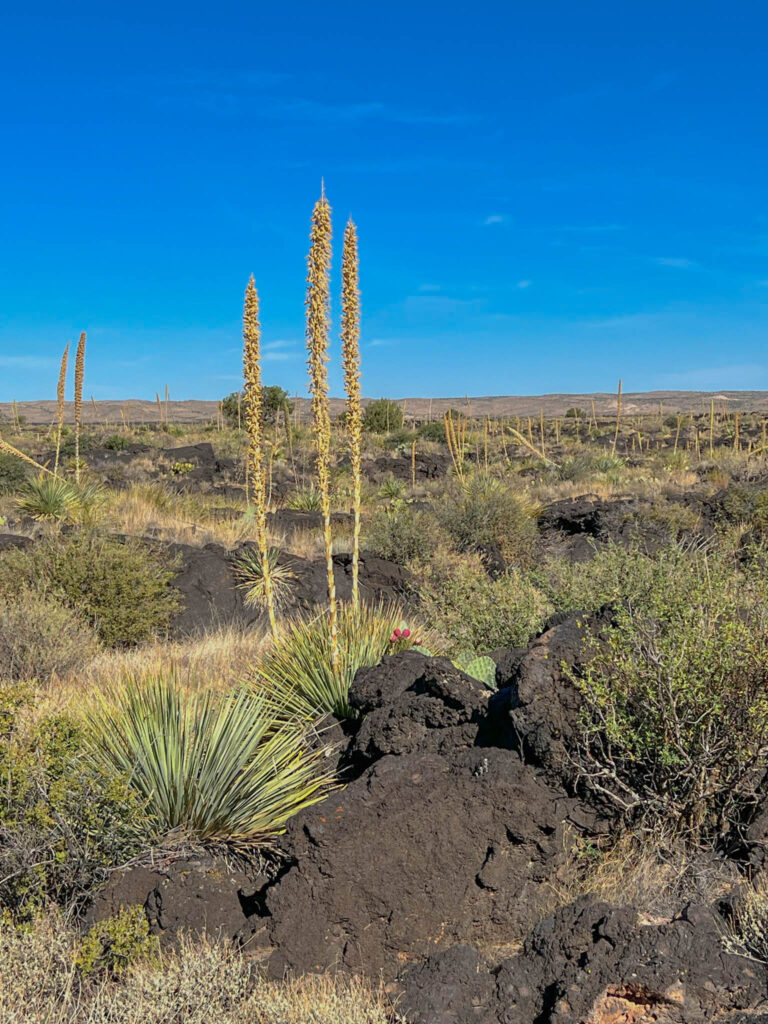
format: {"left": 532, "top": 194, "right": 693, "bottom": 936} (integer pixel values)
{"left": 4, "top": 5, "right": 768, "bottom": 1023}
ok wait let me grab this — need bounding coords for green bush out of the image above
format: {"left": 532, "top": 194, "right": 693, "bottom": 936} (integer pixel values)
{"left": 571, "top": 544, "right": 768, "bottom": 838}
{"left": 434, "top": 475, "right": 538, "bottom": 565}
{"left": 416, "top": 552, "right": 550, "bottom": 656}
{"left": 103, "top": 434, "right": 130, "bottom": 451}
{"left": 363, "top": 399, "right": 404, "bottom": 434}
{"left": 0, "top": 686, "right": 150, "bottom": 918}
{"left": 0, "top": 589, "right": 100, "bottom": 682}
{"left": 418, "top": 420, "right": 447, "bottom": 443}
{"left": 0, "top": 452, "right": 29, "bottom": 495}
{"left": 88, "top": 675, "right": 333, "bottom": 843}
{"left": 0, "top": 532, "right": 180, "bottom": 647}
{"left": 75, "top": 906, "right": 159, "bottom": 978}
{"left": 221, "top": 386, "right": 292, "bottom": 428}
{"left": 365, "top": 500, "right": 437, "bottom": 566}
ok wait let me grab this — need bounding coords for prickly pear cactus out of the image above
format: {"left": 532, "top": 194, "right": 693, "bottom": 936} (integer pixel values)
{"left": 452, "top": 651, "right": 497, "bottom": 688}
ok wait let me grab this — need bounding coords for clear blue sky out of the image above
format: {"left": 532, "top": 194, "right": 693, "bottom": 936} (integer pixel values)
{"left": 1, "top": 2, "right": 767, "bottom": 401}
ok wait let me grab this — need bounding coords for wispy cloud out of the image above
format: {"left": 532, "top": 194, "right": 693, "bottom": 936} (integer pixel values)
{"left": 655, "top": 257, "right": 698, "bottom": 269}
{"left": 0, "top": 355, "right": 58, "bottom": 371}
{"left": 418, "top": 283, "right": 442, "bottom": 293}
{"left": 263, "top": 339, "right": 298, "bottom": 351}
{"left": 516, "top": 280, "right": 532, "bottom": 289}
{"left": 483, "top": 214, "right": 506, "bottom": 226}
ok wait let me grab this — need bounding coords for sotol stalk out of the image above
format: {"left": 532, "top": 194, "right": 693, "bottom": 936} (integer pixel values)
{"left": 341, "top": 219, "right": 363, "bottom": 607}
{"left": 74, "top": 332, "right": 86, "bottom": 484}
{"left": 54, "top": 342, "right": 70, "bottom": 477}
{"left": 305, "top": 189, "right": 338, "bottom": 667}
{"left": 243, "top": 276, "right": 278, "bottom": 641}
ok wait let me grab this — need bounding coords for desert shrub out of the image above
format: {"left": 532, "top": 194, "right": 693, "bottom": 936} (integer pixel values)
{"left": 75, "top": 906, "right": 159, "bottom": 978}
{"left": 103, "top": 433, "right": 130, "bottom": 451}
{"left": 285, "top": 485, "right": 323, "bottom": 511}
{"left": 0, "top": 686, "right": 149, "bottom": 918}
{"left": 0, "top": 452, "right": 29, "bottom": 494}
{"left": 571, "top": 545, "right": 768, "bottom": 838}
{"left": 256, "top": 601, "right": 412, "bottom": 718}
{"left": 363, "top": 398, "right": 404, "bottom": 433}
{"left": 381, "top": 428, "right": 417, "bottom": 449}
{"left": 418, "top": 420, "right": 447, "bottom": 443}
{"left": 0, "top": 532, "right": 179, "bottom": 647}
{"left": 0, "top": 589, "right": 99, "bottom": 682}
{"left": 365, "top": 500, "right": 437, "bottom": 565}
{"left": 434, "top": 475, "right": 538, "bottom": 565}
{"left": 558, "top": 452, "right": 625, "bottom": 482}
{"left": 535, "top": 542, "right": 667, "bottom": 614}
{"left": 415, "top": 550, "right": 550, "bottom": 656}
{"left": 377, "top": 476, "right": 407, "bottom": 501}
{"left": 88, "top": 675, "right": 333, "bottom": 843}
{"left": 716, "top": 485, "right": 768, "bottom": 534}
{"left": 0, "top": 914, "right": 390, "bottom": 1024}
{"left": 724, "top": 877, "right": 768, "bottom": 963}
{"left": 222, "top": 386, "right": 292, "bottom": 428}
{"left": 565, "top": 407, "right": 585, "bottom": 419}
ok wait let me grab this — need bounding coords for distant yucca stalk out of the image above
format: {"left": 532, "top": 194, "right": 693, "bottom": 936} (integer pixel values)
{"left": 243, "top": 275, "right": 278, "bottom": 641}
{"left": 305, "top": 188, "right": 339, "bottom": 668}
{"left": 74, "top": 331, "right": 86, "bottom": 483}
{"left": 54, "top": 341, "right": 70, "bottom": 476}
{"left": 341, "top": 218, "right": 363, "bottom": 607}
{"left": 611, "top": 377, "right": 622, "bottom": 457}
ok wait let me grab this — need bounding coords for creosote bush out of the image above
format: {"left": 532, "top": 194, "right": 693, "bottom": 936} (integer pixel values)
{"left": 434, "top": 474, "right": 539, "bottom": 566}
{"left": 0, "top": 451, "right": 29, "bottom": 494}
{"left": 0, "top": 588, "right": 100, "bottom": 682}
{"left": 362, "top": 398, "right": 404, "bottom": 434}
{"left": 414, "top": 548, "right": 549, "bottom": 656}
{"left": 0, "top": 686, "right": 150, "bottom": 919}
{"left": 0, "top": 531, "right": 179, "bottom": 647}
{"left": 572, "top": 543, "right": 768, "bottom": 838}
{"left": 365, "top": 500, "right": 437, "bottom": 566}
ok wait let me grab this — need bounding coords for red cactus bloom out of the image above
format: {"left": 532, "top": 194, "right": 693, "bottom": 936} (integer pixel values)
{"left": 402, "top": 628, "right": 411, "bottom": 639}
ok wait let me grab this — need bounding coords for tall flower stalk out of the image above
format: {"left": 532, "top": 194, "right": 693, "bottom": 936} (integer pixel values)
{"left": 243, "top": 275, "right": 278, "bottom": 641}
{"left": 341, "top": 218, "right": 363, "bottom": 607}
{"left": 54, "top": 342, "right": 70, "bottom": 477}
{"left": 73, "top": 332, "right": 86, "bottom": 483}
{"left": 305, "top": 188, "right": 338, "bottom": 667}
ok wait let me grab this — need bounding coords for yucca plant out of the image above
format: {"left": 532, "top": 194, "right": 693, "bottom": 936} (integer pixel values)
{"left": 255, "top": 600, "right": 410, "bottom": 719}
{"left": 74, "top": 331, "right": 86, "bottom": 484}
{"left": 341, "top": 218, "right": 363, "bottom": 607}
{"left": 242, "top": 275, "right": 278, "bottom": 640}
{"left": 305, "top": 187, "right": 338, "bottom": 669}
{"left": 87, "top": 675, "right": 334, "bottom": 845}
{"left": 233, "top": 546, "right": 298, "bottom": 610}
{"left": 54, "top": 341, "right": 70, "bottom": 476}
{"left": 286, "top": 485, "right": 323, "bottom": 511}
{"left": 16, "top": 474, "right": 80, "bottom": 521}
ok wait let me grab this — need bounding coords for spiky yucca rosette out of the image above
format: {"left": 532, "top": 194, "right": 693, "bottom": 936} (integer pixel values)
{"left": 243, "top": 275, "right": 278, "bottom": 640}
{"left": 305, "top": 189, "right": 338, "bottom": 666}
{"left": 341, "top": 218, "right": 363, "bottom": 607}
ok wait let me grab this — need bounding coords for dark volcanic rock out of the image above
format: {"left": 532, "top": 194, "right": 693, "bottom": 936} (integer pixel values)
{"left": 364, "top": 452, "right": 451, "bottom": 483}
{"left": 267, "top": 509, "right": 354, "bottom": 533}
{"left": 263, "top": 746, "right": 592, "bottom": 980}
{"left": 348, "top": 651, "right": 506, "bottom": 766}
{"left": 87, "top": 855, "right": 265, "bottom": 944}
{"left": 0, "top": 533, "right": 33, "bottom": 553}
{"left": 401, "top": 897, "right": 768, "bottom": 1024}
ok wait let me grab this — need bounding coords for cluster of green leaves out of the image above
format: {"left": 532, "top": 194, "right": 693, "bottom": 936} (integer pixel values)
{"left": 365, "top": 499, "right": 435, "bottom": 566}
{"left": 0, "top": 531, "right": 180, "bottom": 647}
{"left": 221, "top": 386, "right": 293, "bottom": 428}
{"left": 416, "top": 552, "right": 550, "bottom": 657}
{"left": 75, "top": 906, "right": 159, "bottom": 978}
{"left": 362, "top": 398, "right": 404, "bottom": 434}
{"left": 16, "top": 475, "right": 106, "bottom": 523}
{"left": 572, "top": 543, "right": 768, "bottom": 839}
{"left": 0, "top": 588, "right": 99, "bottom": 682}
{"left": 0, "top": 686, "right": 150, "bottom": 919}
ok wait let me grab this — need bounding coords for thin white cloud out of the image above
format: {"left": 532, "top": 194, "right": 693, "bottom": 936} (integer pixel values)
{"left": 516, "top": 280, "right": 532, "bottom": 289}
{"left": 263, "top": 351, "right": 300, "bottom": 362}
{"left": 0, "top": 355, "right": 58, "bottom": 371}
{"left": 655, "top": 257, "right": 698, "bottom": 269}
{"left": 263, "top": 339, "right": 298, "bottom": 351}
{"left": 483, "top": 214, "right": 506, "bottom": 226}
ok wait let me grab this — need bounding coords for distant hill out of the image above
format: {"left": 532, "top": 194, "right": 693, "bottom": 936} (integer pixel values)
{"left": 3, "top": 391, "right": 768, "bottom": 426}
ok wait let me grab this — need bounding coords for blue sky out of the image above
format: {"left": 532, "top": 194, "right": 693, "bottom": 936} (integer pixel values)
{"left": 1, "top": 1, "right": 767, "bottom": 401}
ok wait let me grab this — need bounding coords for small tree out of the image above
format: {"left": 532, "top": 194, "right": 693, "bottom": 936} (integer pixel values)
{"left": 222, "top": 386, "right": 293, "bottom": 428}
{"left": 363, "top": 398, "right": 404, "bottom": 433}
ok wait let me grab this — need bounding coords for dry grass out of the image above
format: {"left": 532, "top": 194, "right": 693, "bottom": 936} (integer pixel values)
{"left": 0, "top": 914, "right": 396, "bottom": 1024}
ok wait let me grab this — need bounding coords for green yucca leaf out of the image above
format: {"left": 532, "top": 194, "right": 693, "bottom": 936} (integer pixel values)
{"left": 255, "top": 600, "right": 406, "bottom": 719}
{"left": 86, "top": 675, "right": 334, "bottom": 845}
